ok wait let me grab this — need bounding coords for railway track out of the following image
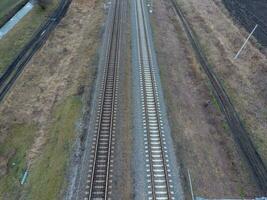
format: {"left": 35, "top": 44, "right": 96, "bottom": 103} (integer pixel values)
{"left": 83, "top": 0, "right": 122, "bottom": 199}
{"left": 135, "top": 0, "right": 175, "bottom": 199}
{"left": 0, "top": 0, "right": 71, "bottom": 102}
{"left": 168, "top": 0, "right": 267, "bottom": 194}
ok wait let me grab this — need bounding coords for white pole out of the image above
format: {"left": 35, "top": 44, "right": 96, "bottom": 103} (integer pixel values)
{"left": 188, "top": 169, "right": 195, "bottom": 200}
{"left": 234, "top": 24, "right": 258, "bottom": 59}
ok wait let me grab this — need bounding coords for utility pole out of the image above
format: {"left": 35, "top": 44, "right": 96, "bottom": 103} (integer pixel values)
{"left": 234, "top": 24, "right": 258, "bottom": 59}
{"left": 188, "top": 169, "right": 195, "bottom": 200}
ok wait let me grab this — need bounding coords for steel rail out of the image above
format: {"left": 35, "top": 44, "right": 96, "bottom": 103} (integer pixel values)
{"left": 87, "top": 4, "right": 115, "bottom": 198}
{"left": 85, "top": 0, "right": 121, "bottom": 198}
{"left": 137, "top": 8, "right": 156, "bottom": 199}
{"left": 135, "top": 0, "right": 172, "bottom": 198}
{"left": 134, "top": 2, "right": 155, "bottom": 199}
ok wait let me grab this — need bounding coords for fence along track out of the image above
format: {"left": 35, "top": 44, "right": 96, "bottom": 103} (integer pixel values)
{"left": 135, "top": 0, "right": 174, "bottom": 199}
{"left": 169, "top": 0, "right": 267, "bottom": 194}
{"left": 84, "top": 0, "right": 121, "bottom": 199}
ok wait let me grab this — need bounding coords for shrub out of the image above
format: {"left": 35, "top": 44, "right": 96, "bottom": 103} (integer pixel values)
{"left": 37, "top": 0, "right": 52, "bottom": 9}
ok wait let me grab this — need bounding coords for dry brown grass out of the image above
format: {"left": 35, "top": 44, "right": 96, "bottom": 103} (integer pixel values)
{"left": 176, "top": 0, "right": 267, "bottom": 174}
{"left": 0, "top": 0, "right": 104, "bottom": 198}
{"left": 150, "top": 0, "right": 261, "bottom": 197}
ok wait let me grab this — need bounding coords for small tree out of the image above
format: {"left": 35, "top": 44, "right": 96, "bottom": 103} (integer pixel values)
{"left": 38, "top": 0, "right": 52, "bottom": 9}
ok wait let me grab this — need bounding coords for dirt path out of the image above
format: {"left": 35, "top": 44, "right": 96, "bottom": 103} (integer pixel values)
{"left": 150, "top": 0, "right": 261, "bottom": 198}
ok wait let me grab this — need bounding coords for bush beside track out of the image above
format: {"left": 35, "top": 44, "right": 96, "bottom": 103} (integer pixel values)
{"left": 169, "top": 0, "right": 267, "bottom": 195}
{"left": 0, "top": 0, "right": 72, "bottom": 101}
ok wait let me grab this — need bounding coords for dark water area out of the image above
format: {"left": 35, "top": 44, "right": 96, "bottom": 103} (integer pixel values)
{"left": 222, "top": 0, "right": 267, "bottom": 47}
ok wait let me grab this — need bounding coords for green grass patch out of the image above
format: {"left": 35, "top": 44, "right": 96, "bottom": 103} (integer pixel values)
{"left": 23, "top": 96, "right": 82, "bottom": 200}
{"left": 210, "top": 91, "right": 221, "bottom": 111}
{"left": 0, "top": 0, "right": 59, "bottom": 74}
{"left": 0, "top": 123, "right": 37, "bottom": 199}
{"left": 0, "top": 96, "right": 82, "bottom": 199}
{"left": 0, "top": 0, "right": 25, "bottom": 20}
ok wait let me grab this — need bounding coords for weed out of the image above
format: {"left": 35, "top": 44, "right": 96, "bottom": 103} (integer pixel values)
{"left": 0, "top": 123, "right": 37, "bottom": 199}
{"left": 23, "top": 96, "right": 82, "bottom": 200}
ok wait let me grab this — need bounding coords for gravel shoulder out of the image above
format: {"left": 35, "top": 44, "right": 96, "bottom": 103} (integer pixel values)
{"left": 150, "top": 0, "right": 261, "bottom": 198}
{"left": 111, "top": 3, "right": 133, "bottom": 197}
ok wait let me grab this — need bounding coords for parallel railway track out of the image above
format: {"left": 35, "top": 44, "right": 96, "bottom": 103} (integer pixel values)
{"left": 0, "top": 0, "right": 71, "bottom": 102}
{"left": 135, "top": 0, "right": 175, "bottom": 198}
{"left": 83, "top": 0, "right": 122, "bottom": 199}
{"left": 169, "top": 0, "right": 267, "bottom": 194}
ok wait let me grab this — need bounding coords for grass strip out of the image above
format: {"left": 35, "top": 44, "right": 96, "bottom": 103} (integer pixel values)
{"left": 24, "top": 96, "right": 82, "bottom": 200}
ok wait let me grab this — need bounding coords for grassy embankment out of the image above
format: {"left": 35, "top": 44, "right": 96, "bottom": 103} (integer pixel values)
{"left": 0, "top": 1, "right": 82, "bottom": 199}
{"left": 0, "top": 0, "right": 104, "bottom": 198}
{"left": 0, "top": 96, "right": 82, "bottom": 199}
{"left": 24, "top": 96, "right": 82, "bottom": 200}
{"left": 0, "top": 0, "right": 59, "bottom": 73}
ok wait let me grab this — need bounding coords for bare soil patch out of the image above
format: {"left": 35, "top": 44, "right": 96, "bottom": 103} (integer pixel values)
{"left": 150, "top": 0, "right": 261, "bottom": 198}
